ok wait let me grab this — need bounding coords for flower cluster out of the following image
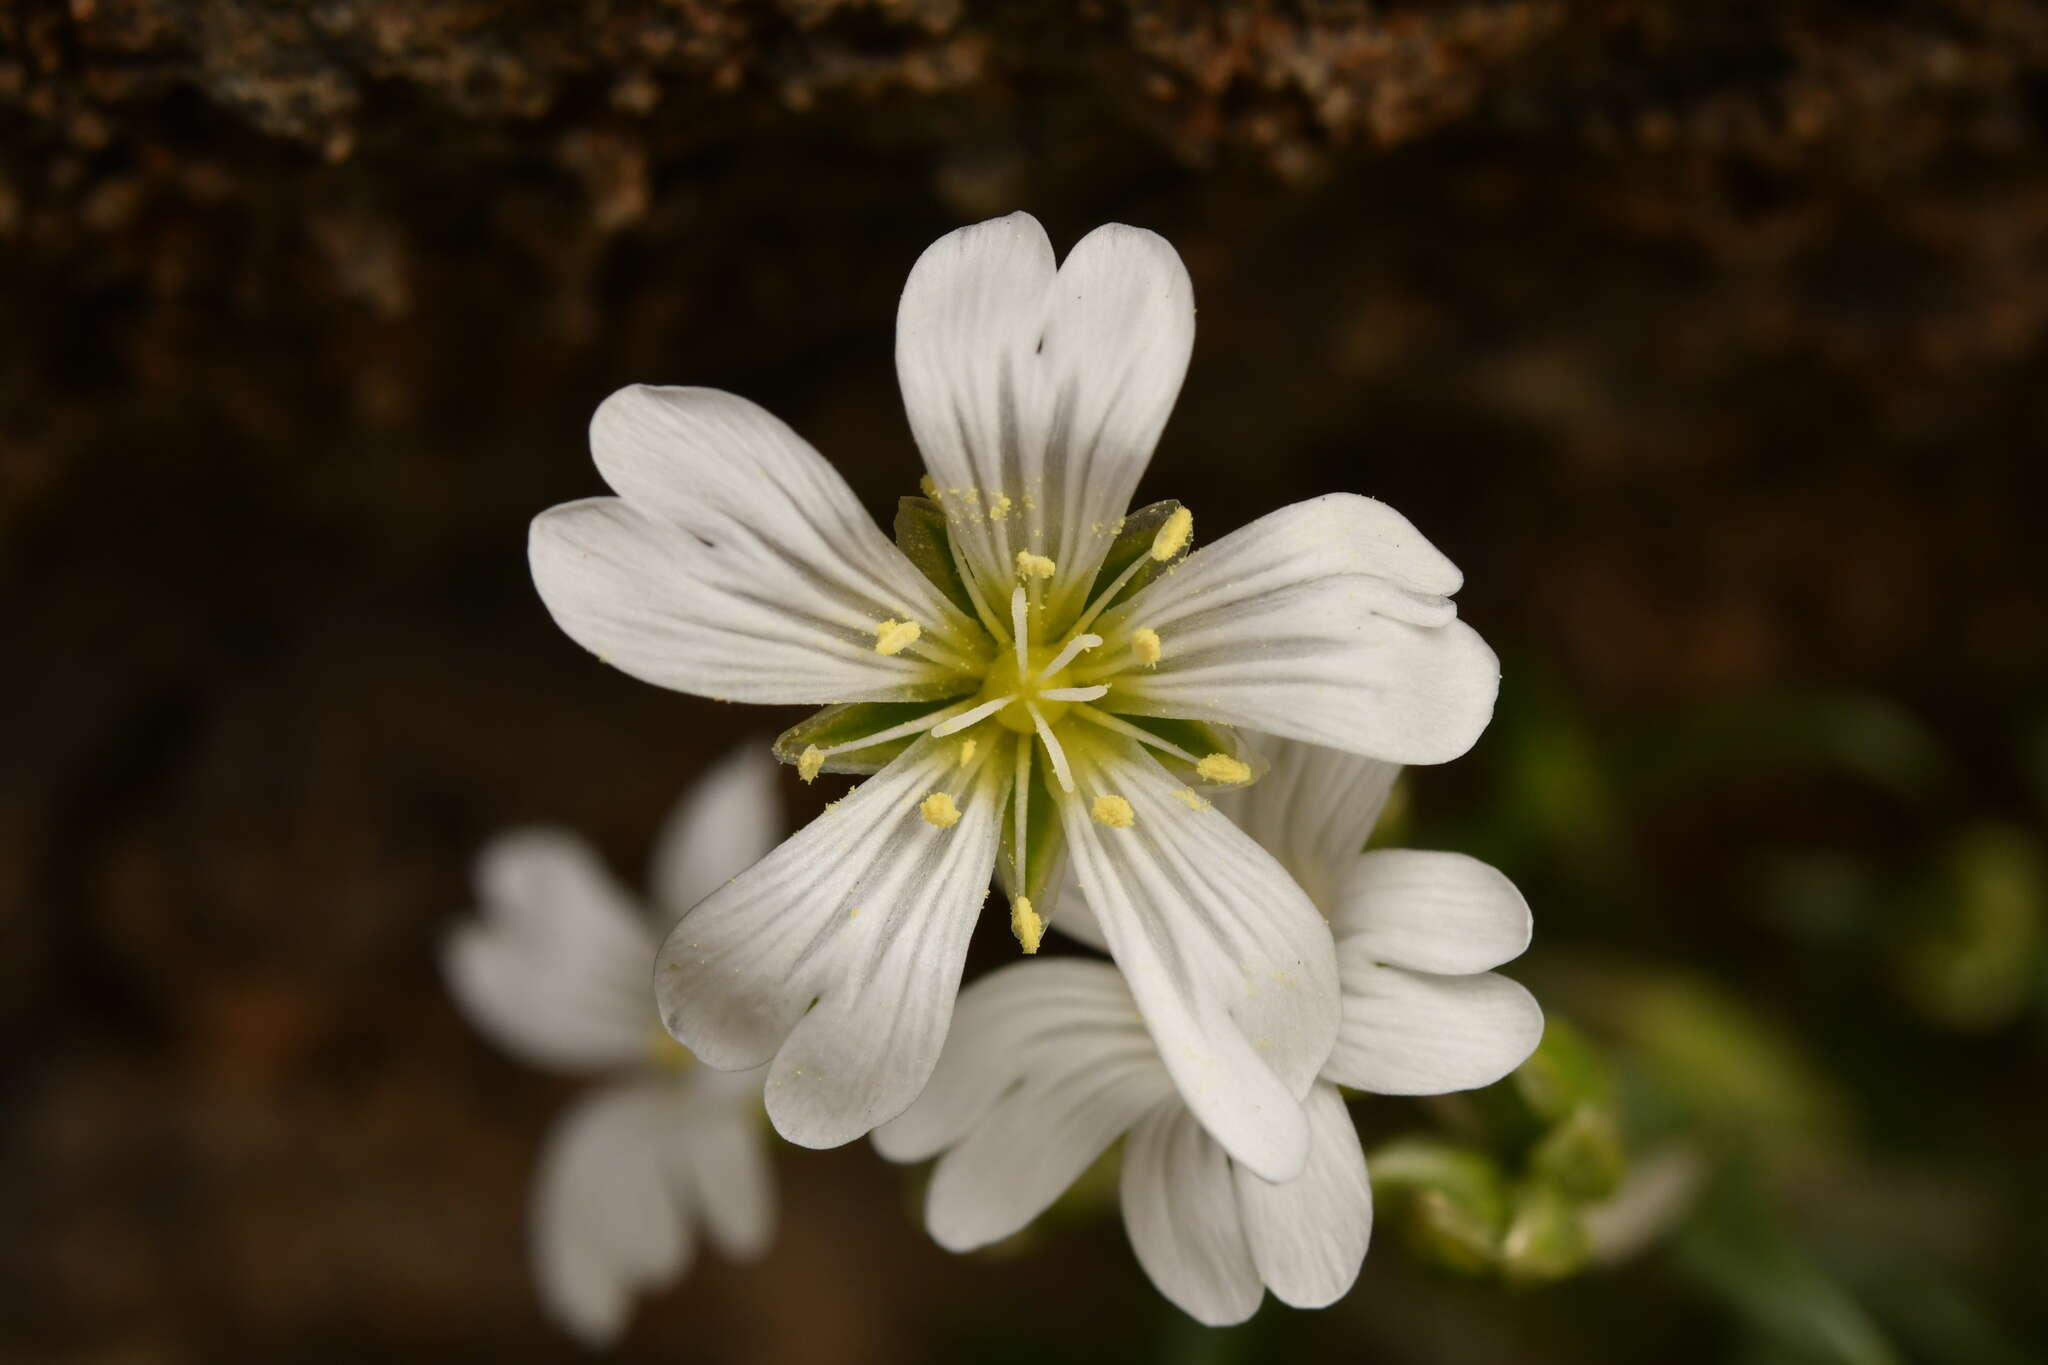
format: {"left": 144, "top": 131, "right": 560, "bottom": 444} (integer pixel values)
{"left": 459, "top": 212, "right": 1542, "bottom": 1337}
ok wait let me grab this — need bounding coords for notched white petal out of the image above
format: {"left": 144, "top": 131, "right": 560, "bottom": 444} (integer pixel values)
{"left": 1331, "top": 848, "right": 1532, "bottom": 975}
{"left": 1120, "top": 1104, "right": 1264, "bottom": 1327}
{"left": 1233, "top": 1083, "right": 1372, "bottom": 1309}
{"left": 530, "top": 1083, "right": 693, "bottom": 1349}
{"left": 1323, "top": 959, "right": 1544, "bottom": 1096}
{"left": 531, "top": 498, "right": 967, "bottom": 705}
{"left": 1057, "top": 734, "right": 1339, "bottom": 1182}
{"left": 653, "top": 740, "right": 1002, "bottom": 1149}
{"left": 444, "top": 828, "right": 657, "bottom": 1074}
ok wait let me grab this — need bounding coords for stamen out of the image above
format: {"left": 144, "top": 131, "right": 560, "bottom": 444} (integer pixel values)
{"left": 919, "top": 792, "right": 962, "bottom": 828}
{"left": 797, "top": 745, "right": 826, "bottom": 783}
{"left": 873, "top": 618, "right": 922, "bottom": 656}
{"left": 1150, "top": 507, "right": 1194, "bottom": 561}
{"left": 1011, "top": 730, "right": 1031, "bottom": 886}
{"left": 1010, "top": 895, "right": 1044, "bottom": 954}
{"left": 1040, "top": 631, "right": 1102, "bottom": 679}
{"left": 1037, "top": 685, "right": 1109, "bottom": 703}
{"left": 1029, "top": 703, "right": 1075, "bottom": 793}
{"left": 931, "top": 694, "right": 1014, "bottom": 737}
{"left": 1071, "top": 704, "right": 1198, "bottom": 762}
{"left": 1010, "top": 585, "right": 1030, "bottom": 668}
{"left": 1131, "top": 627, "right": 1162, "bottom": 667}
{"left": 1091, "top": 794, "right": 1136, "bottom": 828}
{"left": 817, "top": 698, "right": 984, "bottom": 761}
{"left": 1196, "top": 752, "right": 1254, "bottom": 785}
{"left": 1015, "top": 550, "right": 1056, "bottom": 580}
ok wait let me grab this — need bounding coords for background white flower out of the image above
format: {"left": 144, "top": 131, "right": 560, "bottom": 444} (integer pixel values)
{"left": 442, "top": 746, "right": 783, "bottom": 1348}
{"left": 529, "top": 212, "right": 1500, "bottom": 1176}
{"left": 877, "top": 736, "right": 1543, "bottom": 1325}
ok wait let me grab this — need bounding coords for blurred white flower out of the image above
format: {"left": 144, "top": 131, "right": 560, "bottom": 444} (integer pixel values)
{"left": 877, "top": 738, "right": 1542, "bottom": 1325}
{"left": 443, "top": 746, "right": 783, "bottom": 1348}
{"left": 529, "top": 212, "right": 1498, "bottom": 1178}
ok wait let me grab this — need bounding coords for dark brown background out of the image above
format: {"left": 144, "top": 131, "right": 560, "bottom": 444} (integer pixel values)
{"left": 4, "top": 2, "right": 2045, "bottom": 1361}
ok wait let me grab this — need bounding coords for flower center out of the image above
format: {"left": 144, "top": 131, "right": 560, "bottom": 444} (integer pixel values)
{"left": 979, "top": 641, "right": 1079, "bottom": 733}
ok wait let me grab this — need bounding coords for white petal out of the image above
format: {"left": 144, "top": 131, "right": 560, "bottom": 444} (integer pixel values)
{"left": 1120, "top": 1104, "right": 1264, "bottom": 1326}
{"left": 896, "top": 214, "right": 1195, "bottom": 602}
{"left": 875, "top": 960, "right": 1173, "bottom": 1250}
{"left": 1101, "top": 494, "right": 1500, "bottom": 764}
{"left": 1330, "top": 849, "right": 1532, "bottom": 975}
{"left": 1213, "top": 737, "right": 1401, "bottom": 913}
{"left": 443, "top": 829, "right": 656, "bottom": 1074}
{"left": 653, "top": 739, "right": 1001, "bottom": 1148}
{"left": 1323, "top": 959, "right": 1544, "bottom": 1095}
{"left": 1233, "top": 1083, "right": 1372, "bottom": 1308}
{"left": 532, "top": 386, "right": 982, "bottom": 705}
{"left": 530, "top": 1082, "right": 692, "bottom": 1349}
{"left": 673, "top": 1067, "right": 776, "bottom": 1260}
{"left": 1058, "top": 734, "right": 1339, "bottom": 1182}
{"left": 648, "top": 742, "right": 784, "bottom": 932}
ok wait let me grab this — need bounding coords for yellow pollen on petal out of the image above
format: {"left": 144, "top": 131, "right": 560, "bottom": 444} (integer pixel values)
{"left": 1015, "top": 550, "right": 1056, "bottom": 580}
{"left": 1131, "top": 627, "right": 1162, "bottom": 666}
{"left": 1196, "top": 752, "right": 1253, "bottom": 785}
{"left": 989, "top": 493, "right": 1014, "bottom": 520}
{"left": 919, "top": 474, "right": 937, "bottom": 497}
{"left": 1172, "top": 788, "right": 1206, "bottom": 810}
{"left": 797, "top": 745, "right": 826, "bottom": 783}
{"left": 873, "top": 618, "right": 922, "bottom": 655}
{"left": 1010, "top": 895, "right": 1044, "bottom": 954}
{"left": 1150, "top": 507, "right": 1194, "bottom": 561}
{"left": 958, "top": 737, "right": 978, "bottom": 766}
{"left": 920, "top": 792, "right": 962, "bottom": 828}
{"left": 1091, "top": 794, "right": 1136, "bottom": 828}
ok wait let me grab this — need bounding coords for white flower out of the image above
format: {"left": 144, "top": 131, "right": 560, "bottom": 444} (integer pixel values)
{"left": 877, "top": 737, "right": 1543, "bottom": 1325}
{"left": 529, "top": 212, "right": 1499, "bottom": 1177}
{"left": 442, "top": 747, "right": 783, "bottom": 1348}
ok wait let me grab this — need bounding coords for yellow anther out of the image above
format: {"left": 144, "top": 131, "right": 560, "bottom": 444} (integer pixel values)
{"left": 1010, "top": 895, "right": 1044, "bottom": 954}
{"left": 958, "top": 737, "right": 978, "bottom": 766}
{"left": 919, "top": 474, "right": 937, "bottom": 497}
{"left": 920, "top": 792, "right": 962, "bottom": 828}
{"left": 1091, "top": 794, "right": 1136, "bottom": 828}
{"left": 873, "top": 618, "right": 922, "bottom": 655}
{"left": 1150, "top": 507, "right": 1193, "bottom": 561}
{"left": 1196, "top": 752, "right": 1253, "bottom": 785}
{"left": 989, "top": 493, "right": 1014, "bottom": 520}
{"left": 1172, "top": 788, "right": 1207, "bottom": 810}
{"left": 797, "top": 745, "right": 826, "bottom": 783}
{"left": 1131, "top": 627, "right": 1162, "bottom": 667}
{"left": 1015, "top": 550, "right": 1057, "bottom": 580}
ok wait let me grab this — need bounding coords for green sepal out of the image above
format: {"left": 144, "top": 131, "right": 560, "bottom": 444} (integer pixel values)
{"left": 1528, "top": 1104, "right": 1628, "bottom": 1201}
{"left": 1500, "top": 1179, "right": 1592, "bottom": 1282}
{"left": 893, "top": 496, "right": 979, "bottom": 621}
{"left": 1082, "top": 499, "right": 1188, "bottom": 612}
{"left": 1368, "top": 1136, "right": 1512, "bottom": 1275}
{"left": 773, "top": 700, "right": 951, "bottom": 778}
